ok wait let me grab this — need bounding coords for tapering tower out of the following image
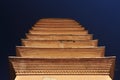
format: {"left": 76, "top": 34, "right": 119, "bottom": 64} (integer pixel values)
{"left": 9, "top": 18, "right": 116, "bottom": 80}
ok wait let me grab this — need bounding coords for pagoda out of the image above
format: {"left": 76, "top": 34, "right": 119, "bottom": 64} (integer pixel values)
{"left": 9, "top": 18, "right": 116, "bottom": 80}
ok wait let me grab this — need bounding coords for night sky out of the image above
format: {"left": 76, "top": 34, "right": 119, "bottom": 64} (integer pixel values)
{"left": 1, "top": 0, "right": 120, "bottom": 80}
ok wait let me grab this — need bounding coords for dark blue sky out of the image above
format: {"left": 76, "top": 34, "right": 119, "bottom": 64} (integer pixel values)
{"left": 1, "top": 0, "right": 120, "bottom": 80}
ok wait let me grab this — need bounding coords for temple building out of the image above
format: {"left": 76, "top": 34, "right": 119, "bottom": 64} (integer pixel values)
{"left": 9, "top": 18, "right": 116, "bottom": 80}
